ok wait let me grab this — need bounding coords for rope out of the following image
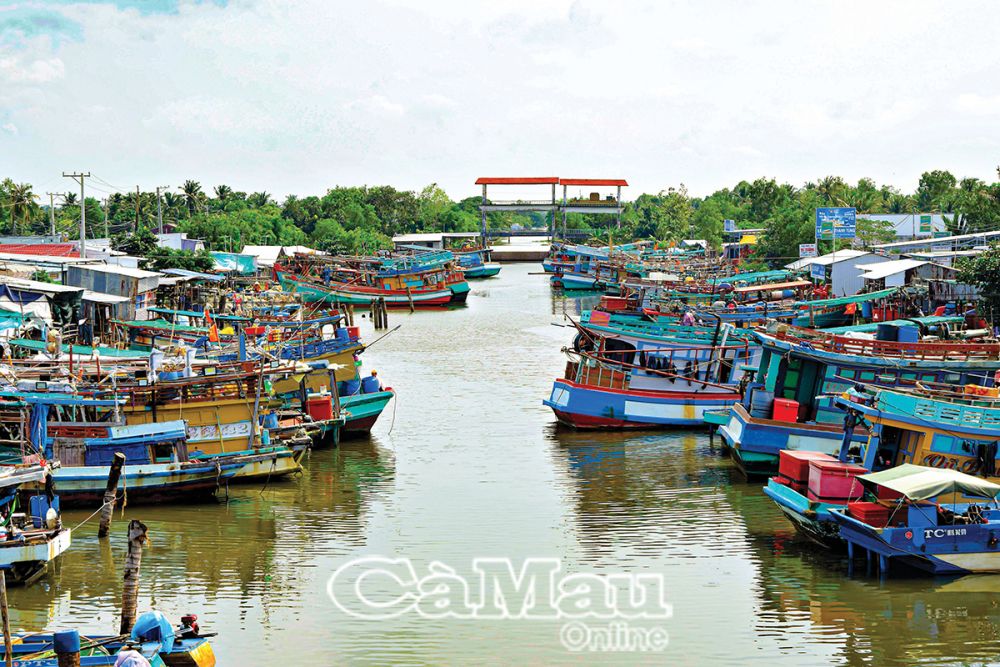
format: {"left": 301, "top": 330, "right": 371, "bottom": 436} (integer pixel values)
{"left": 387, "top": 393, "right": 398, "bottom": 435}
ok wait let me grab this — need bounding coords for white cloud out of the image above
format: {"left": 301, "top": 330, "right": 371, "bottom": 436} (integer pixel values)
{"left": 2, "top": 0, "right": 1000, "bottom": 198}
{"left": 1, "top": 123, "right": 17, "bottom": 136}
{"left": 0, "top": 55, "right": 64, "bottom": 83}
{"left": 956, "top": 93, "right": 1000, "bottom": 116}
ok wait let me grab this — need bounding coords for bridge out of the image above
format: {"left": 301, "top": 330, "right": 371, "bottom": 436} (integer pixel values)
{"left": 475, "top": 176, "right": 628, "bottom": 242}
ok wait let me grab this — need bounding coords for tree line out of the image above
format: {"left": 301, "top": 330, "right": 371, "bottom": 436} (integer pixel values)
{"left": 2, "top": 170, "right": 999, "bottom": 261}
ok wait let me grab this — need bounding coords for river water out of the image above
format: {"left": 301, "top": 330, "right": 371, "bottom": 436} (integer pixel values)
{"left": 10, "top": 263, "right": 1000, "bottom": 665}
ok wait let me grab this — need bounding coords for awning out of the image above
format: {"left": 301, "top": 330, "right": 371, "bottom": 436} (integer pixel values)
{"left": 160, "top": 268, "right": 225, "bottom": 283}
{"left": 858, "top": 463, "right": 1000, "bottom": 501}
{"left": 794, "top": 287, "right": 898, "bottom": 309}
{"left": 734, "top": 280, "right": 811, "bottom": 293}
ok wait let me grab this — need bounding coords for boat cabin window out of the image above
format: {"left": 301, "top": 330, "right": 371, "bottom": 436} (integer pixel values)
{"left": 604, "top": 338, "right": 638, "bottom": 365}
{"left": 151, "top": 440, "right": 177, "bottom": 463}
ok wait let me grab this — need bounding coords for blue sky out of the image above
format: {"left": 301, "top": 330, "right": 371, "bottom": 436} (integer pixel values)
{"left": 2, "top": 0, "right": 1000, "bottom": 201}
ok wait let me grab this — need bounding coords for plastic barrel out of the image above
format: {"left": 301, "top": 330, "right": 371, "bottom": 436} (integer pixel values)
{"left": 896, "top": 326, "right": 919, "bottom": 343}
{"left": 876, "top": 323, "right": 898, "bottom": 342}
{"left": 340, "top": 378, "right": 361, "bottom": 396}
{"left": 860, "top": 301, "right": 873, "bottom": 319}
{"left": 361, "top": 376, "right": 381, "bottom": 394}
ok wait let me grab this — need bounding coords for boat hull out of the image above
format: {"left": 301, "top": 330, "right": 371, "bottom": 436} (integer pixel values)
{"left": 719, "top": 403, "right": 862, "bottom": 477}
{"left": 0, "top": 528, "right": 71, "bottom": 584}
{"left": 762, "top": 479, "right": 842, "bottom": 547}
{"left": 464, "top": 264, "right": 501, "bottom": 278}
{"left": 543, "top": 378, "right": 739, "bottom": 429}
{"left": 45, "top": 462, "right": 241, "bottom": 506}
{"left": 278, "top": 272, "right": 454, "bottom": 307}
{"left": 340, "top": 391, "right": 394, "bottom": 436}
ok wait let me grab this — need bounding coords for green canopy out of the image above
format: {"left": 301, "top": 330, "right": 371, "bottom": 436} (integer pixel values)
{"left": 858, "top": 464, "right": 1000, "bottom": 501}
{"left": 794, "top": 287, "right": 898, "bottom": 309}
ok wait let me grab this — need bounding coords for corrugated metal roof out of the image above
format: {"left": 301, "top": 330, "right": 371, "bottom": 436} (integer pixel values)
{"left": 857, "top": 258, "right": 927, "bottom": 280}
{"left": 475, "top": 177, "right": 559, "bottom": 185}
{"left": 0, "top": 244, "right": 79, "bottom": 257}
{"left": 559, "top": 178, "right": 628, "bottom": 187}
{"left": 786, "top": 249, "right": 870, "bottom": 270}
{"left": 69, "top": 263, "right": 161, "bottom": 279}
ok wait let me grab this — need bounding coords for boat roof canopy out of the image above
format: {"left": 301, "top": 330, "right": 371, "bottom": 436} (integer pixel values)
{"left": 794, "top": 287, "right": 898, "bottom": 309}
{"left": 858, "top": 464, "right": 1000, "bottom": 501}
{"left": 734, "top": 280, "right": 810, "bottom": 293}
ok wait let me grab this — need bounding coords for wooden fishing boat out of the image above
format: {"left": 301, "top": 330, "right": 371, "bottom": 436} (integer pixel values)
{"left": 3, "top": 611, "right": 216, "bottom": 665}
{"left": 544, "top": 336, "right": 757, "bottom": 428}
{"left": 43, "top": 419, "right": 242, "bottom": 506}
{"left": 456, "top": 249, "right": 502, "bottom": 278}
{"left": 717, "top": 325, "right": 1000, "bottom": 477}
{"left": 340, "top": 390, "right": 395, "bottom": 436}
{"left": 0, "top": 464, "right": 70, "bottom": 584}
{"left": 765, "top": 382, "right": 1000, "bottom": 546}
{"left": 832, "top": 465, "right": 1000, "bottom": 576}
{"left": 276, "top": 270, "right": 455, "bottom": 307}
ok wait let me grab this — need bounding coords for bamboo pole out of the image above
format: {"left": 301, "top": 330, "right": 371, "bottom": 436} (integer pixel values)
{"left": 0, "top": 571, "right": 10, "bottom": 667}
{"left": 119, "top": 520, "right": 148, "bottom": 635}
{"left": 98, "top": 452, "right": 126, "bottom": 538}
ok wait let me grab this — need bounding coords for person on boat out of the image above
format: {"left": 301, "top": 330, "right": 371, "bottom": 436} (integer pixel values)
{"left": 682, "top": 310, "right": 696, "bottom": 326}
{"left": 370, "top": 370, "right": 383, "bottom": 391}
{"left": 115, "top": 650, "right": 151, "bottom": 667}
{"left": 322, "top": 266, "right": 333, "bottom": 285}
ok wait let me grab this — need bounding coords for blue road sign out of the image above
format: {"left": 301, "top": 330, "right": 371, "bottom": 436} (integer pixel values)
{"left": 810, "top": 263, "right": 826, "bottom": 280}
{"left": 815, "top": 207, "right": 856, "bottom": 240}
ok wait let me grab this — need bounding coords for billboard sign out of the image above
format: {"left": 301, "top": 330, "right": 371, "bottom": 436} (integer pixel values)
{"left": 799, "top": 243, "right": 818, "bottom": 258}
{"left": 723, "top": 219, "right": 736, "bottom": 233}
{"left": 815, "top": 207, "right": 857, "bottom": 240}
{"left": 919, "top": 214, "right": 933, "bottom": 234}
{"left": 810, "top": 263, "right": 826, "bottom": 280}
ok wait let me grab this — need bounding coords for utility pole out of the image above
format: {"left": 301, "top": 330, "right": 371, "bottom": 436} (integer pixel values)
{"left": 102, "top": 198, "right": 109, "bottom": 240}
{"left": 62, "top": 172, "right": 90, "bottom": 259}
{"left": 156, "top": 185, "right": 170, "bottom": 235}
{"left": 134, "top": 185, "right": 140, "bottom": 234}
{"left": 45, "top": 192, "right": 58, "bottom": 237}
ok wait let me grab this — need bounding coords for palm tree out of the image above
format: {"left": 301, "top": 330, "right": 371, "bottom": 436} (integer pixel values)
{"left": 181, "top": 180, "right": 204, "bottom": 216}
{"left": 9, "top": 182, "right": 37, "bottom": 235}
{"left": 248, "top": 191, "right": 271, "bottom": 208}
{"left": 162, "top": 192, "right": 184, "bottom": 224}
{"left": 63, "top": 192, "right": 78, "bottom": 206}
{"left": 213, "top": 184, "right": 232, "bottom": 203}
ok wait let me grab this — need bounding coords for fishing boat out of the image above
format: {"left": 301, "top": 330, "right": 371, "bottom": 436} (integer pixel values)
{"left": 3, "top": 611, "right": 216, "bottom": 665}
{"left": 764, "top": 381, "right": 1000, "bottom": 545}
{"left": 455, "top": 248, "right": 501, "bottom": 279}
{"left": 0, "top": 464, "right": 70, "bottom": 584}
{"left": 543, "top": 334, "right": 757, "bottom": 428}
{"left": 276, "top": 269, "right": 455, "bottom": 308}
{"left": 717, "top": 324, "right": 1000, "bottom": 477}
{"left": 831, "top": 464, "right": 1000, "bottom": 576}
{"left": 43, "top": 419, "right": 242, "bottom": 506}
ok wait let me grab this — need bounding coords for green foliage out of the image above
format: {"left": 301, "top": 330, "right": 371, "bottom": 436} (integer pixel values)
{"left": 146, "top": 247, "right": 216, "bottom": 272}
{"left": 855, "top": 217, "right": 897, "bottom": 246}
{"left": 957, "top": 246, "right": 1000, "bottom": 318}
{"left": 111, "top": 226, "right": 158, "bottom": 256}
{"left": 29, "top": 269, "right": 54, "bottom": 283}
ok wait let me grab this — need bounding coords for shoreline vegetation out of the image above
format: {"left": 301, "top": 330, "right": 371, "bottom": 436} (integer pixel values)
{"left": 1, "top": 170, "right": 998, "bottom": 267}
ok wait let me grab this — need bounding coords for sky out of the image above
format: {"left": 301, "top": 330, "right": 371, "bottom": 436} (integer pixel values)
{"left": 2, "top": 0, "right": 1000, "bottom": 202}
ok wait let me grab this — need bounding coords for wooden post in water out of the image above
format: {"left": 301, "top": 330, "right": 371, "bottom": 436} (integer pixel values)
{"left": 0, "top": 571, "right": 11, "bottom": 667}
{"left": 381, "top": 298, "right": 389, "bottom": 328}
{"left": 119, "top": 520, "right": 148, "bottom": 635}
{"left": 405, "top": 287, "right": 414, "bottom": 313}
{"left": 53, "top": 629, "right": 80, "bottom": 667}
{"left": 98, "top": 452, "right": 126, "bottom": 538}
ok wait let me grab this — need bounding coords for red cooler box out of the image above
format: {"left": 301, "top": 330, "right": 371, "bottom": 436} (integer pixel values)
{"left": 772, "top": 398, "right": 800, "bottom": 423}
{"left": 777, "top": 450, "right": 837, "bottom": 492}
{"left": 848, "top": 501, "right": 908, "bottom": 528}
{"left": 807, "top": 460, "right": 867, "bottom": 503}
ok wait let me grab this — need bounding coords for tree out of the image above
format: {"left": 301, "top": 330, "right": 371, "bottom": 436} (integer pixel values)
{"left": 8, "top": 182, "right": 38, "bottom": 235}
{"left": 146, "top": 247, "right": 216, "bottom": 272}
{"left": 248, "top": 191, "right": 272, "bottom": 208}
{"left": 181, "top": 180, "right": 204, "bottom": 216}
{"left": 957, "top": 246, "right": 1000, "bottom": 320}
{"left": 111, "top": 226, "right": 158, "bottom": 256}
{"left": 916, "top": 170, "right": 957, "bottom": 212}
{"left": 855, "top": 217, "right": 896, "bottom": 246}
